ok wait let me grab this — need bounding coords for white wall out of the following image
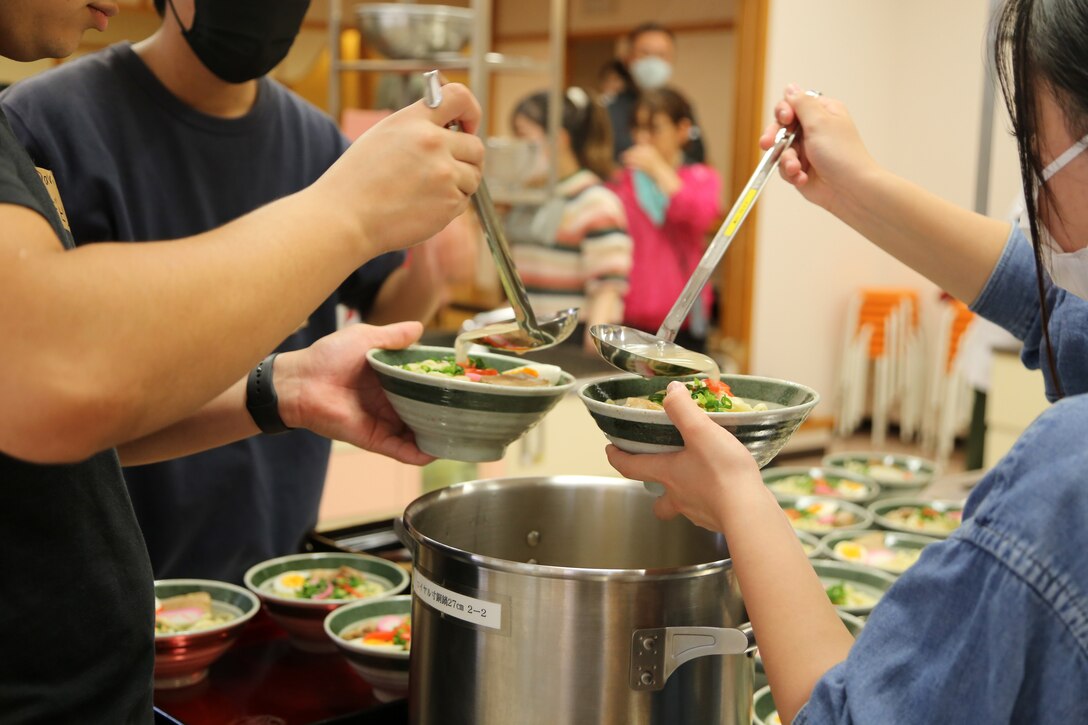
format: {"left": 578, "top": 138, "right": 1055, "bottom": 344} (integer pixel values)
{"left": 749, "top": 0, "right": 1021, "bottom": 417}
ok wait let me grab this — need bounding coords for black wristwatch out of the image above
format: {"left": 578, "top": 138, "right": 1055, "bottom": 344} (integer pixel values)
{"left": 246, "top": 353, "right": 293, "bottom": 434}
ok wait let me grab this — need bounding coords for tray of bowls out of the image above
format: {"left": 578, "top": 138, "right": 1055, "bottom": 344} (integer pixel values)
{"left": 773, "top": 484, "right": 960, "bottom": 622}
{"left": 150, "top": 550, "right": 415, "bottom": 702}
{"left": 240, "top": 551, "right": 415, "bottom": 701}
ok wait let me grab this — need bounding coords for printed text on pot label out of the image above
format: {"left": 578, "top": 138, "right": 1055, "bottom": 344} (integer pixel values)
{"left": 414, "top": 570, "right": 502, "bottom": 630}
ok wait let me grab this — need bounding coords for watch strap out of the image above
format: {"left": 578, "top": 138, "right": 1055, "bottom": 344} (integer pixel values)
{"left": 246, "top": 353, "right": 292, "bottom": 434}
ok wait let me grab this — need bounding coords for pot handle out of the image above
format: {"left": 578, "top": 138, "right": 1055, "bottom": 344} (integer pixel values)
{"left": 629, "top": 625, "right": 755, "bottom": 691}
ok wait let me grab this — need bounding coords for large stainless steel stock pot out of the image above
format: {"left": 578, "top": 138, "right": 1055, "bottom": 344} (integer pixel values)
{"left": 398, "top": 476, "right": 754, "bottom": 725}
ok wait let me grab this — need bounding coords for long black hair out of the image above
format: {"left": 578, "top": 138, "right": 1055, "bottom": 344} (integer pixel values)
{"left": 993, "top": 0, "right": 1088, "bottom": 397}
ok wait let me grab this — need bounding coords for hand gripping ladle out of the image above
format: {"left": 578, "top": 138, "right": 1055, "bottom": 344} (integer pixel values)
{"left": 422, "top": 70, "right": 577, "bottom": 359}
{"left": 591, "top": 124, "right": 799, "bottom": 377}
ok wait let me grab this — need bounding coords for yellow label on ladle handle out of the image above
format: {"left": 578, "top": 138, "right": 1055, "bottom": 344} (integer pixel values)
{"left": 723, "top": 188, "right": 759, "bottom": 237}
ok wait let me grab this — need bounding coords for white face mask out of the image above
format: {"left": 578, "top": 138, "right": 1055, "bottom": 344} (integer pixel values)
{"left": 630, "top": 56, "right": 672, "bottom": 90}
{"left": 525, "top": 141, "right": 549, "bottom": 186}
{"left": 1036, "top": 133, "right": 1088, "bottom": 300}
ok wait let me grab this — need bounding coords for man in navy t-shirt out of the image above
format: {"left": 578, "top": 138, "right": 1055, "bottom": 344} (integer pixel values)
{"left": 0, "top": 0, "right": 484, "bottom": 717}
{"left": 1, "top": 0, "right": 451, "bottom": 584}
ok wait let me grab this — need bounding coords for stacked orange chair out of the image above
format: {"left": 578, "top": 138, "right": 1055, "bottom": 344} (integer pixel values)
{"left": 836, "top": 288, "right": 922, "bottom": 444}
{"left": 921, "top": 297, "right": 976, "bottom": 462}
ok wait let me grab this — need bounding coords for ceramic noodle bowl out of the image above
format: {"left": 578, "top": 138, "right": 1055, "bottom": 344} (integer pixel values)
{"left": 153, "top": 579, "right": 260, "bottom": 689}
{"left": 366, "top": 345, "right": 575, "bottom": 462}
{"left": 325, "top": 595, "right": 412, "bottom": 702}
{"left": 578, "top": 373, "right": 819, "bottom": 463}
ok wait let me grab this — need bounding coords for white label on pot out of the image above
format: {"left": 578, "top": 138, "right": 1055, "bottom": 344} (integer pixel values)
{"left": 413, "top": 570, "right": 502, "bottom": 630}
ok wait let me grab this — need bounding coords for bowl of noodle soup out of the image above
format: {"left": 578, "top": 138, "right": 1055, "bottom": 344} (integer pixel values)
{"left": 822, "top": 451, "right": 936, "bottom": 498}
{"left": 367, "top": 345, "right": 575, "bottom": 462}
{"left": 578, "top": 373, "right": 818, "bottom": 463}
{"left": 153, "top": 578, "right": 260, "bottom": 689}
{"left": 820, "top": 529, "right": 940, "bottom": 574}
{"left": 777, "top": 495, "right": 874, "bottom": 535}
{"left": 762, "top": 465, "right": 879, "bottom": 504}
{"left": 811, "top": 559, "right": 897, "bottom": 617}
{"left": 325, "top": 594, "right": 412, "bottom": 702}
{"left": 869, "top": 497, "right": 964, "bottom": 539}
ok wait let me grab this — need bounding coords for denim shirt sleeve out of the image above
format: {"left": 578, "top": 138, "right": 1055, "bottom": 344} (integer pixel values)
{"left": 795, "top": 397, "right": 1088, "bottom": 724}
{"left": 970, "top": 226, "right": 1088, "bottom": 400}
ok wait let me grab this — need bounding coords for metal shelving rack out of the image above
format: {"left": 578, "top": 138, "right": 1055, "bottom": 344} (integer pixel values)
{"left": 327, "top": 0, "right": 567, "bottom": 201}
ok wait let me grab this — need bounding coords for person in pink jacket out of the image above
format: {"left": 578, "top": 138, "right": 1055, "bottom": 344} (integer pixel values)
{"left": 610, "top": 87, "right": 722, "bottom": 352}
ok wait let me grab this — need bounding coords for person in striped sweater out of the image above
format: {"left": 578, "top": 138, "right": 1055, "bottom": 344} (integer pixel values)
{"left": 505, "top": 87, "right": 633, "bottom": 352}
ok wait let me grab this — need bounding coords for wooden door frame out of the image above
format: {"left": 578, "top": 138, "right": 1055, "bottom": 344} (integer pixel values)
{"left": 719, "top": 0, "right": 770, "bottom": 373}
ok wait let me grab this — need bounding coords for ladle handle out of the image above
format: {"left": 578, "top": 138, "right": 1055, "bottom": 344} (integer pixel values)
{"left": 422, "top": 70, "right": 540, "bottom": 331}
{"left": 655, "top": 126, "right": 797, "bottom": 342}
{"left": 470, "top": 183, "right": 540, "bottom": 329}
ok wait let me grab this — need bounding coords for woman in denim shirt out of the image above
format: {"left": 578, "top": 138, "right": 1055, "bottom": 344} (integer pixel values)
{"left": 606, "top": 0, "right": 1088, "bottom": 722}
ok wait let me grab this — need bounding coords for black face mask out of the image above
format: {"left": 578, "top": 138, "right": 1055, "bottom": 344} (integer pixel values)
{"left": 166, "top": 0, "right": 311, "bottom": 84}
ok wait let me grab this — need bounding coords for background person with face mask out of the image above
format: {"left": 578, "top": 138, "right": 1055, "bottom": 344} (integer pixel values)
{"left": 0, "top": 0, "right": 466, "bottom": 585}
{"left": 606, "top": 22, "right": 706, "bottom": 164}
{"left": 605, "top": 0, "right": 1088, "bottom": 720}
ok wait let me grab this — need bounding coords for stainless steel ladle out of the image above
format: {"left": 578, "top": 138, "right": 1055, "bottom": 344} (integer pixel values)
{"left": 591, "top": 123, "right": 799, "bottom": 377}
{"left": 422, "top": 70, "right": 577, "bottom": 357}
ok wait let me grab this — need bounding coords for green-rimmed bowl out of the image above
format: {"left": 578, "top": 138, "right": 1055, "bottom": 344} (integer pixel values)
{"left": 153, "top": 579, "right": 260, "bottom": 689}
{"left": 868, "top": 497, "right": 965, "bottom": 539}
{"left": 812, "top": 559, "right": 897, "bottom": 617}
{"left": 762, "top": 465, "right": 879, "bottom": 505}
{"left": 753, "top": 609, "right": 863, "bottom": 691}
{"left": 820, "top": 529, "right": 941, "bottom": 575}
{"left": 325, "top": 594, "right": 411, "bottom": 702}
{"left": 778, "top": 495, "right": 874, "bottom": 535}
{"left": 821, "top": 451, "right": 937, "bottom": 498}
{"left": 243, "top": 552, "right": 409, "bottom": 653}
{"left": 753, "top": 685, "right": 780, "bottom": 725}
{"left": 367, "top": 345, "right": 575, "bottom": 462}
{"left": 577, "top": 374, "right": 819, "bottom": 463}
